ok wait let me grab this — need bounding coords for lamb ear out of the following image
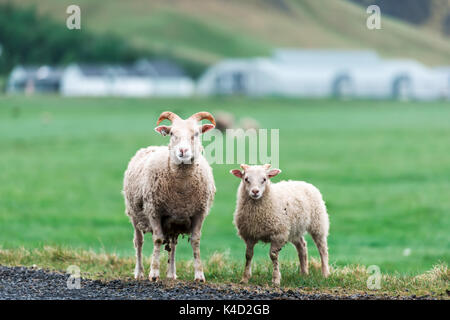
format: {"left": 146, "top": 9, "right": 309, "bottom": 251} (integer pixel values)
{"left": 155, "top": 125, "right": 171, "bottom": 136}
{"left": 230, "top": 169, "right": 243, "bottom": 178}
{"left": 267, "top": 169, "right": 281, "bottom": 178}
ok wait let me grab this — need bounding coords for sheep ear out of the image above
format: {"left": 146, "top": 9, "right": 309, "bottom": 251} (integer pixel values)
{"left": 155, "top": 125, "right": 171, "bottom": 136}
{"left": 200, "top": 124, "right": 215, "bottom": 134}
{"left": 230, "top": 169, "right": 243, "bottom": 178}
{"left": 267, "top": 169, "right": 281, "bottom": 178}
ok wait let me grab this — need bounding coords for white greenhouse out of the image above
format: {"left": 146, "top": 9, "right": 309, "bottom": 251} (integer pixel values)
{"left": 197, "top": 49, "right": 449, "bottom": 100}
{"left": 349, "top": 60, "right": 449, "bottom": 101}
{"left": 197, "top": 58, "right": 350, "bottom": 98}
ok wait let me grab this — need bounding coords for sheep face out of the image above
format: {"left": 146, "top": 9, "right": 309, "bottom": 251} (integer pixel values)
{"left": 168, "top": 120, "right": 201, "bottom": 165}
{"left": 155, "top": 112, "right": 215, "bottom": 165}
{"left": 231, "top": 164, "right": 281, "bottom": 200}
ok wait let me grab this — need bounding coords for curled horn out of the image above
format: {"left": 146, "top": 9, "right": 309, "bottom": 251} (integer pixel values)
{"left": 156, "top": 111, "right": 181, "bottom": 125}
{"left": 189, "top": 112, "right": 216, "bottom": 126}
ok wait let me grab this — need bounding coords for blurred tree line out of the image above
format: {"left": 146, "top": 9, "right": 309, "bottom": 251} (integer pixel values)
{"left": 0, "top": 3, "right": 205, "bottom": 78}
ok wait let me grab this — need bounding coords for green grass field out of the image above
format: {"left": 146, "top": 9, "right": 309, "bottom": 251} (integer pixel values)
{"left": 0, "top": 96, "right": 449, "bottom": 279}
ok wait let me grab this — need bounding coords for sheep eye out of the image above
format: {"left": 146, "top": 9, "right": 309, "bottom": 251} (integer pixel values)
{"left": 194, "top": 132, "right": 199, "bottom": 137}
{"left": 263, "top": 178, "right": 266, "bottom": 183}
{"left": 244, "top": 177, "right": 249, "bottom": 183}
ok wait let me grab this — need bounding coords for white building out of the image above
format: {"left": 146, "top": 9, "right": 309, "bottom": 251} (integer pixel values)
{"left": 349, "top": 59, "right": 449, "bottom": 101}
{"left": 434, "top": 67, "right": 450, "bottom": 100}
{"left": 272, "top": 49, "right": 381, "bottom": 66}
{"left": 60, "top": 60, "right": 194, "bottom": 97}
{"left": 197, "top": 58, "right": 345, "bottom": 98}
{"left": 7, "top": 65, "right": 63, "bottom": 94}
{"left": 198, "top": 49, "right": 449, "bottom": 100}
{"left": 197, "top": 50, "right": 380, "bottom": 98}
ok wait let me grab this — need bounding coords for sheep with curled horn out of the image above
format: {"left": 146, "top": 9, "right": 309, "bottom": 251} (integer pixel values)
{"left": 123, "top": 111, "right": 216, "bottom": 282}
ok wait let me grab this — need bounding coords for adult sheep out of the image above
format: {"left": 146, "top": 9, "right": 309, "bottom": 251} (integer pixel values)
{"left": 123, "top": 111, "right": 216, "bottom": 282}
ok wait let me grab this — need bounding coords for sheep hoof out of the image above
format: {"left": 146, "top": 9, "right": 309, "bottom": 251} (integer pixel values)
{"left": 149, "top": 269, "right": 160, "bottom": 282}
{"left": 166, "top": 273, "right": 177, "bottom": 280}
{"left": 240, "top": 278, "right": 249, "bottom": 284}
{"left": 194, "top": 272, "right": 206, "bottom": 283}
{"left": 134, "top": 272, "right": 145, "bottom": 281}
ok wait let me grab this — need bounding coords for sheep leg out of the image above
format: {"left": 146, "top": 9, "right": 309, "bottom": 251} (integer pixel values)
{"left": 190, "top": 215, "right": 206, "bottom": 282}
{"left": 269, "top": 241, "right": 283, "bottom": 286}
{"left": 133, "top": 227, "right": 145, "bottom": 280}
{"left": 149, "top": 217, "right": 164, "bottom": 282}
{"left": 166, "top": 237, "right": 178, "bottom": 280}
{"left": 292, "top": 237, "right": 309, "bottom": 275}
{"left": 311, "top": 233, "right": 330, "bottom": 277}
{"left": 241, "top": 240, "right": 256, "bottom": 284}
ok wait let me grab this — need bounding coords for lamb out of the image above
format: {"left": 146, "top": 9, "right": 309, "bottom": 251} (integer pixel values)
{"left": 123, "top": 111, "right": 216, "bottom": 282}
{"left": 230, "top": 164, "right": 330, "bottom": 286}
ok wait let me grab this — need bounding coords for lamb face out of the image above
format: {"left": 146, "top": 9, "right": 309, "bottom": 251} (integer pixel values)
{"left": 230, "top": 164, "right": 281, "bottom": 200}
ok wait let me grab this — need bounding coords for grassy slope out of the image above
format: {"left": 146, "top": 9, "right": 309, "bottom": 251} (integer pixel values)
{"left": 7, "top": 0, "right": 450, "bottom": 67}
{"left": 0, "top": 96, "right": 449, "bottom": 276}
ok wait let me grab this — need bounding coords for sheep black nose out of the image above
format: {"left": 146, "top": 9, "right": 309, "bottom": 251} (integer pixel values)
{"left": 251, "top": 189, "right": 259, "bottom": 195}
{"left": 179, "top": 148, "right": 188, "bottom": 156}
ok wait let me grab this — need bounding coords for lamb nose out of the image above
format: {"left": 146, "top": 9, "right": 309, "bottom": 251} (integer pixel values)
{"left": 252, "top": 189, "right": 259, "bottom": 195}
{"left": 179, "top": 148, "right": 188, "bottom": 156}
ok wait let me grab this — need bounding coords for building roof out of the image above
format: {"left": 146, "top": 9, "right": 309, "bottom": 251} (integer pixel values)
{"left": 9, "top": 65, "right": 63, "bottom": 82}
{"left": 273, "top": 49, "right": 380, "bottom": 65}
{"left": 135, "top": 59, "right": 187, "bottom": 77}
{"left": 75, "top": 59, "right": 188, "bottom": 78}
